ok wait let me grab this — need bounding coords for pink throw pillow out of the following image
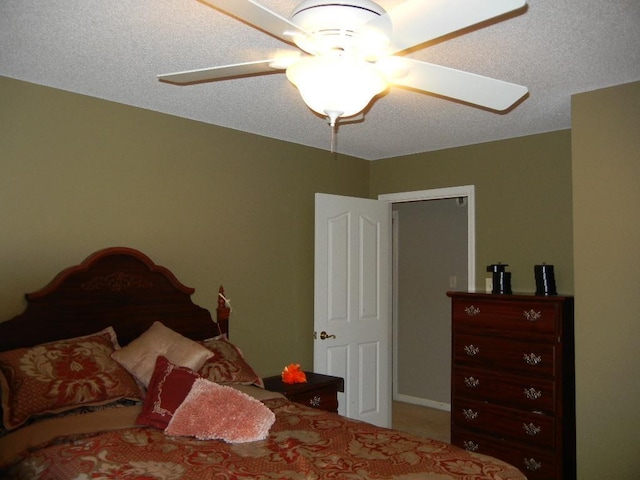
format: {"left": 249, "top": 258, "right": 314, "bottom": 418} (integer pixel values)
{"left": 165, "top": 378, "right": 275, "bottom": 443}
{"left": 136, "top": 356, "right": 199, "bottom": 429}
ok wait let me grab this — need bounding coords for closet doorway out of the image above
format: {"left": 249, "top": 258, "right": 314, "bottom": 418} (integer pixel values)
{"left": 380, "top": 187, "right": 474, "bottom": 412}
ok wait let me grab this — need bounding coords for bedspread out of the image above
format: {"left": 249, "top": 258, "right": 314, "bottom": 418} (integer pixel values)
{"left": 1, "top": 398, "right": 526, "bottom": 480}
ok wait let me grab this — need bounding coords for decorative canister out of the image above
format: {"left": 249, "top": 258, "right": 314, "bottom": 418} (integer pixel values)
{"left": 535, "top": 263, "right": 557, "bottom": 295}
{"left": 487, "top": 263, "right": 512, "bottom": 294}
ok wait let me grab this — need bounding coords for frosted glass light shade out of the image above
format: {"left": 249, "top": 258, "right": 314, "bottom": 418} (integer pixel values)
{"left": 286, "top": 56, "right": 387, "bottom": 120}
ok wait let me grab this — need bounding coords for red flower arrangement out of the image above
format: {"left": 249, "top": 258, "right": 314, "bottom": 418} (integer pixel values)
{"left": 281, "top": 364, "right": 307, "bottom": 384}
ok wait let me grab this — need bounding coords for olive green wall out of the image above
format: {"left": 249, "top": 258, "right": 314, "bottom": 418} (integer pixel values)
{"left": 0, "top": 76, "right": 369, "bottom": 377}
{"left": 4, "top": 74, "right": 638, "bottom": 477}
{"left": 370, "top": 130, "right": 574, "bottom": 294}
{"left": 572, "top": 81, "right": 640, "bottom": 480}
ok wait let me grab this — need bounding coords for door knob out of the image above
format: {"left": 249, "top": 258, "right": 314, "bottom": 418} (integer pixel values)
{"left": 319, "top": 331, "right": 336, "bottom": 340}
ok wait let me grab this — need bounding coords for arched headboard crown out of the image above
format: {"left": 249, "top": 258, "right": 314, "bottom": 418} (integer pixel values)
{"left": 0, "top": 247, "right": 228, "bottom": 351}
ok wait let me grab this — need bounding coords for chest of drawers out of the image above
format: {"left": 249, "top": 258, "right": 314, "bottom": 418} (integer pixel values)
{"left": 447, "top": 292, "right": 575, "bottom": 480}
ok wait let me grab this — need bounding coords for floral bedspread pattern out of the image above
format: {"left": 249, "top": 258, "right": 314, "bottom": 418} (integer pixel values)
{"left": 3, "top": 398, "right": 526, "bottom": 480}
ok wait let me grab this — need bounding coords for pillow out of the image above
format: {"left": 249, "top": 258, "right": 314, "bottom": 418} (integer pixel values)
{"left": 165, "top": 378, "right": 275, "bottom": 443}
{"left": 136, "top": 356, "right": 200, "bottom": 429}
{"left": 0, "top": 327, "right": 143, "bottom": 431}
{"left": 199, "top": 335, "right": 264, "bottom": 388}
{"left": 111, "top": 322, "right": 213, "bottom": 387}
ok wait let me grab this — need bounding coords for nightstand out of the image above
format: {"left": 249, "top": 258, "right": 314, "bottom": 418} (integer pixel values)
{"left": 263, "top": 371, "right": 344, "bottom": 413}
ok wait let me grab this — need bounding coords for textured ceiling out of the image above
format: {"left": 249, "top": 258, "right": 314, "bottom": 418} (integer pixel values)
{"left": 1, "top": 0, "right": 639, "bottom": 160}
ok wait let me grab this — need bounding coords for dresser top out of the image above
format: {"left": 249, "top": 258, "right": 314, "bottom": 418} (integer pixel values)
{"left": 447, "top": 291, "right": 573, "bottom": 303}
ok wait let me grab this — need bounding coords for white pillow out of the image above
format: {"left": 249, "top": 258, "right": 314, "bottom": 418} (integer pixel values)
{"left": 111, "top": 322, "right": 212, "bottom": 387}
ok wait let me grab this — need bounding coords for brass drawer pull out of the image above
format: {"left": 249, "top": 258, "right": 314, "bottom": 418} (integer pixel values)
{"left": 462, "top": 408, "right": 478, "bottom": 421}
{"left": 464, "top": 344, "right": 480, "bottom": 356}
{"left": 309, "top": 395, "right": 322, "bottom": 408}
{"left": 523, "top": 387, "right": 542, "bottom": 400}
{"left": 523, "top": 457, "right": 543, "bottom": 471}
{"left": 464, "top": 376, "right": 480, "bottom": 388}
{"left": 463, "top": 440, "right": 479, "bottom": 452}
{"left": 464, "top": 305, "right": 480, "bottom": 316}
{"left": 523, "top": 309, "right": 542, "bottom": 321}
{"left": 523, "top": 352, "right": 542, "bottom": 365}
{"left": 523, "top": 422, "right": 542, "bottom": 436}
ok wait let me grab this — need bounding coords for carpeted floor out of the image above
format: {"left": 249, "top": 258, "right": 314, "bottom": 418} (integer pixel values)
{"left": 392, "top": 401, "right": 451, "bottom": 443}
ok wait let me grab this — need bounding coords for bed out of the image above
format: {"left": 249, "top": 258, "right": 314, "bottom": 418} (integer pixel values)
{"left": 0, "top": 247, "right": 527, "bottom": 479}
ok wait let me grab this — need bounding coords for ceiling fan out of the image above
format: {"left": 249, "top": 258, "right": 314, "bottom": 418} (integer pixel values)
{"left": 158, "top": 0, "right": 528, "bottom": 126}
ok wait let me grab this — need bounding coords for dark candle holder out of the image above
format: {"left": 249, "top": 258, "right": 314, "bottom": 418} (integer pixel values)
{"left": 535, "top": 264, "right": 557, "bottom": 295}
{"left": 487, "top": 263, "right": 512, "bottom": 294}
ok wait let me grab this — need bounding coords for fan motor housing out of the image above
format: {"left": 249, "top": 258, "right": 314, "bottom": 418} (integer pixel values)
{"left": 290, "top": 0, "right": 391, "bottom": 56}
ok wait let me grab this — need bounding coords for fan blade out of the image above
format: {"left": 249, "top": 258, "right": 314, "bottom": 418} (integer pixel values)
{"left": 370, "top": 0, "right": 526, "bottom": 54}
{"left": 385, "top": 57, "right": 527, "bottom": 111}
{"left": 200, "top": 0, "right": 308, "bottom": 44}
{"left": 158, "top": 60, "right": 282, "bottom": 85}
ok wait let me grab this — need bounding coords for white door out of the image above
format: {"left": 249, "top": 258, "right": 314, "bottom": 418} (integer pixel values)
{"left": 314, "top": 193, "right": 391, "bottom": 427}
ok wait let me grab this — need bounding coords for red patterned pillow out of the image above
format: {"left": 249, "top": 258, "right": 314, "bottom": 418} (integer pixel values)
{"left": 0, "top": 327, "right": 143, "bottom": 430}
{"left": 136, "top": 356, "right": 200, "bottom": 429}
{"left": 199, "top": 335, "right": 264, "bottom": 388}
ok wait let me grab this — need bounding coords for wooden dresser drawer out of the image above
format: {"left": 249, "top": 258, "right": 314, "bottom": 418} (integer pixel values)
{"left": 452, "top": 397, "right": 556, "bottom": 447}
{"left": 452, "top": 427, "right": 557, "bottom": 480}
{"left": 454, "top": 333, "right": 557, "bottom": 377}
{"left": 452, "top": 298, "right": 560, "bottom": 335}
{"left": 453, "top": 366, "right": 556, "bottom": 413}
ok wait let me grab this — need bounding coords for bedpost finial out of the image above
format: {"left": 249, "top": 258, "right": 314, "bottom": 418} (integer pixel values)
{"left": 218, "top": 286, "right": 226, "bottom": 309}
{"left": 216, "top": 285, "right": 230, "bottom": 337}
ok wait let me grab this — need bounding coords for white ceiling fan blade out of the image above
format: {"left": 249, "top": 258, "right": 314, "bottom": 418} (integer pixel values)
{"left": 158, "top": 59, "right": 283, "bottom": 85}
{"left": 385, "top": 57, "right": 528, "bottom": 111}
{"left": 371, "top": 0, "right": 527, "bottom": 54}
{"left": 200, "top": 0, "right": 308, "bottom": 44}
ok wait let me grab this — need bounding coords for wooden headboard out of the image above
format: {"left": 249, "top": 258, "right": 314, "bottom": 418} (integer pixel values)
{"left": 0, "top": 247, "right": 229, "bottom": 352}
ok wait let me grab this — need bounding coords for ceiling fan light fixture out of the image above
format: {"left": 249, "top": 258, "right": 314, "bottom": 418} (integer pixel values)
{"left": 159, "top": 0, "right": 530, "bottom": 130}
{"left": 286, "top": 55, "right": 387, "bottom": 123}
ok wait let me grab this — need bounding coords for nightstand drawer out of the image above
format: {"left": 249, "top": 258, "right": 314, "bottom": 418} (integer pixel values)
{"left": 263, "top": 372, "right": 344, "bottom": 413}
{"left": 285, "top": 386, "right": 338, "bottom": 412}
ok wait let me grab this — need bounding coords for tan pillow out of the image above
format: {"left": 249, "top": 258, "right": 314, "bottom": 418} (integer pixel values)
{"left": 111, "top": 322, "right": 213, "bottom": 387}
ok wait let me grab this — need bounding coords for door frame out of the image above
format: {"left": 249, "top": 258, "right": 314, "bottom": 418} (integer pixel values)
{"left": 378, "top": 186, "right": 476, "bottom": 407}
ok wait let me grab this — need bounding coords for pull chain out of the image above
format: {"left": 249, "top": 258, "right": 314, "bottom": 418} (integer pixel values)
{"left": 330, "top": 122, "right": 337, "bottom": 153}
{"left": 325, "top": 110, "right": 342, "bottom": 155}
